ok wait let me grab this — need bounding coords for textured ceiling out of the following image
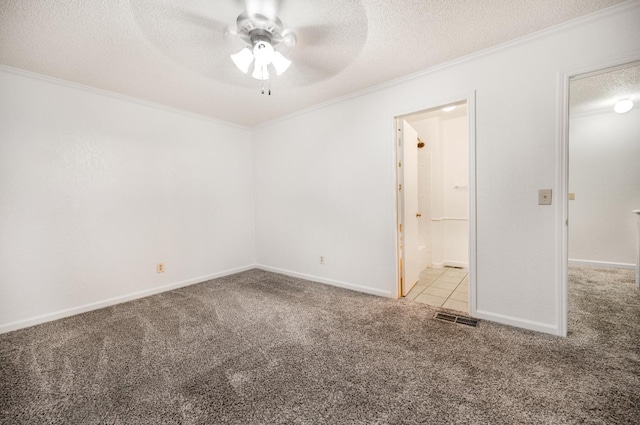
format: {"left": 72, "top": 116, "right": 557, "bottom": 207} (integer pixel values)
{"left": 570, "top": 63, "right": 640, "bottom": 115}
{"left": 0, "top": 0, "right": 628, "bottom": 127}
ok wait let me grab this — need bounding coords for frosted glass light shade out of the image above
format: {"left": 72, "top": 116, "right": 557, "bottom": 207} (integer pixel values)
{"left": 272, "top": 51, "right": 291, "bottom": 75}
{"left": 232, "top": 41, "right": 291, "bottom": 81}
{"left": 253, "top": 41, "right": 275, "bottom": 66}
{"left": 231, "top": 48, "right": 254, "bottom": 73}
{"left": 614, "top": 99, "right": 633, "bottom": 114}
{"left": 252, "top": 63, "right": 269, "bottom": 80}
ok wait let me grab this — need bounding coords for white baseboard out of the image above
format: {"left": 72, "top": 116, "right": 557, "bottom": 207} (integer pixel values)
{"left": 444, "top": 260, "right": 469, "bottom": 269}
{"left": 256, "top": 264, "right": 394, "bottom": 298}
{"left": 0, "top": 264, "right": 257, "bottom": 334}
{"left": 568, "top": 259, "right": 635, "bottom": 269}
{"left": 473, "top": 309, "right": 560, "bottom": 336}
{"left": 431, "top": 260, "right": 469, "bottom": 269}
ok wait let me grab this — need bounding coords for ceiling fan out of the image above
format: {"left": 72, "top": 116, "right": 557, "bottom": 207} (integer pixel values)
{"left": 228, "top": 8, "right": 298, "bottom": 89}
{"left": 130, "top": 0, "right": 368, "bottom": 90}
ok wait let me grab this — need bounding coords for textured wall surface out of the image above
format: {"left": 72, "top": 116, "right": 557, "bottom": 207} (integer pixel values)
{"left": 0, "top": 70, "right": 255, "bottom": 331}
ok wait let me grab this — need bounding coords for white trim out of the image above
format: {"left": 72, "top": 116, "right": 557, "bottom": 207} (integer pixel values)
{"left": 431, "top": 260, "right": 469, "bottom": 269}
{"left": 474, "top": 309, "right": 560, "bottom": 336}
{"left": 0, "top": 65, "right": 251, "bottom": 132}
{"left": 570, "top": 106, "right": 637, "bottom": 120}
{"left": 557, "top": 64, "right": 571, "bottom": 338}
{"left": 443, "top": 261, "right": 469, "bottom": 269}
{"left": 430, "top": 261, "right": 470, "bottom": 269}
{"left": 557, "top": 51, "right": 640, "bottom": 339}
{"left": 0, "top": 264, "right": 257, "bottom": 334}
{"left": 254, "top": 1, "right": 639, "bottom": 130}
{"left": 568, "top": 259, "right": 635, "bottom": 269}
{"left": 256, "top": 264, "right": 393, "bottom": 298}
{"left": 393, "top": 116, "right": 402, "bottom": 299}
{"left": 467, "top": 91, "right": 478, "bottom": 319}
{"left": 431, "top": 217, "right": 468, "bottom": 221}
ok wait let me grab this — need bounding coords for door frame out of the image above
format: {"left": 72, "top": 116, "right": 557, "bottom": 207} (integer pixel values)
{"left": 557, "top": 53, "right": 640, "bottom": 337}
{"left": 393, "top": 90, "right": 477, "bottom": 317}
{"left": 396, "top": 118, "right": 421, "bottom": 296}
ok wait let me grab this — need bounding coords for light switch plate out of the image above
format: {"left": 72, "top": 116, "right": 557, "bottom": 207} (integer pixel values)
{"left": 539, "top": 189, "right": 552, "bottom": 205}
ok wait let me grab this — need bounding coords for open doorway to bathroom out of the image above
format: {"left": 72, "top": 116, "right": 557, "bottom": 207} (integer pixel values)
{"left": 396, "top": 100, "right": 472, "bottom": 315}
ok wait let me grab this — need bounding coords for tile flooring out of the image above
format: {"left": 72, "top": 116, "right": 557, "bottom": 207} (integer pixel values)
{"left": 405, "top": 267, "right": 469, "bottom": 314}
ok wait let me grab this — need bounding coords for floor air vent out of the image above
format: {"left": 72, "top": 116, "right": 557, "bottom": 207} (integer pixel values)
{"left": 435, "top": 312, "right": 479, "bottom": 327}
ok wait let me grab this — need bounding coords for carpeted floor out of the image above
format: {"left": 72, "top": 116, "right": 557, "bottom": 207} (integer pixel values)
{"left": 1, "top": 266, "right": 639, "bottom": 424}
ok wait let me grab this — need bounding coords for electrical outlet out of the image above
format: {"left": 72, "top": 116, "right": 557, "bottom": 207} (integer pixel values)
{"left": 538, "top": 189, "right": 552, "bottom": 205}
{"left": 319, "top": 256, "right": 325, "bottom": 265}
{"left": 157, "top": 263, "right": 164, "bottom": 273}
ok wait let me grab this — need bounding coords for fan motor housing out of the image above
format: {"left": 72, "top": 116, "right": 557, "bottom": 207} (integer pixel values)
{"left": 236, "top": 13, "right": 284, "bottom": 46}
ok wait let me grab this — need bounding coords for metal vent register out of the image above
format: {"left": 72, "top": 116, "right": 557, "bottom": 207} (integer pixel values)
{"left": 435, "top": 312, "right": 479, "bottom": 327}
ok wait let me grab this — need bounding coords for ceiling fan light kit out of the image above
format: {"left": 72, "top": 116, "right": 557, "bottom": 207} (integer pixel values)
{"left": 230, "top": 12, "right": 295, "bottom": 93}
{"left": 230, "top": 47, "right": 253, "bottom": 73}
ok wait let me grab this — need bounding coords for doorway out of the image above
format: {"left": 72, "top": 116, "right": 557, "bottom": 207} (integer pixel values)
{"left": 396, "top": 97, "right": 476, "bottom": 316}
{"left": 560, "top": 59, "right": 640, "bottom": 335}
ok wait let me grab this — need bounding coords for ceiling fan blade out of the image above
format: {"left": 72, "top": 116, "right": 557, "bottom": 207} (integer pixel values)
{"left": 292, "top": 24, "right": 342, "bottom": 47}
{"left": 172, "top": 9, "right": 244, "bottom": 46}
{"left": 286, "top": 58, "right": 342, "bottom": 86}
{"left": 243, "top": 0, "right": 282, "bottom": 19}
{"left": 130, "top": 0, "right": 368, "bottom": 88}
{"left": 224, "top": 26, "right": 239, "bottom": 40}
{"left": 281, "top": 29, "right": 297, "bottom": 47}
{"left": 174, "top": 10, "right": 225, "bottom": 31}
{"left": 277, "top": 23, "right": 339, "bottom": 55}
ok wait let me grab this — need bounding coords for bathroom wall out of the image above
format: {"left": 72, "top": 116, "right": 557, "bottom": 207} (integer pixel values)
{"left": 442, "top": 114, "right": 469, "bottom": 267}
{"left": 411, "top": 108, "right": 469, "bottom": 268}
{"left": 417, "top": 138, "right": 432, "bottom": 271}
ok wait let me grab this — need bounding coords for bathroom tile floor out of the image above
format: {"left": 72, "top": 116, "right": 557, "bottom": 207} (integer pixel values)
{"left": 405, "top": 267, "right": 469, "bottom": 314}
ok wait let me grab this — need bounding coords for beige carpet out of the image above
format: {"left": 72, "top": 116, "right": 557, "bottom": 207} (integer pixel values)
{"left": 1, "top": 266, "right": 639, "bottom": 424}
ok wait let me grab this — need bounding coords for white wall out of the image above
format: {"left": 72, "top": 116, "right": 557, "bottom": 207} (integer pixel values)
{"left": 252, "top": 4, "right": 640, "bottom": 335}
{"left": 442, "top": 116, "right": 469, "bottom": 267}
{"left": 569, "top": 108, "right": 640, "bottom": 266}
{"left": 0, "top": 69, "right": 256, "bottom": 332}
{"left": 417, "top": 144, "right": 432, "bottom": 270}
{"left": 413, "top": 112, "right": 468, "bottom": 268}
{"left": 415, "top": 117, "right": 438, "bottom": 267}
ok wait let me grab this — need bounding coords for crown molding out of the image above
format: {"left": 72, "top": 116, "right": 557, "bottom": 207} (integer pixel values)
{"left": 254, "top": 0, "right": 640, "bottom": 130}
{"left": 0, "top": 64, "right": 252, "bottom": 132}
